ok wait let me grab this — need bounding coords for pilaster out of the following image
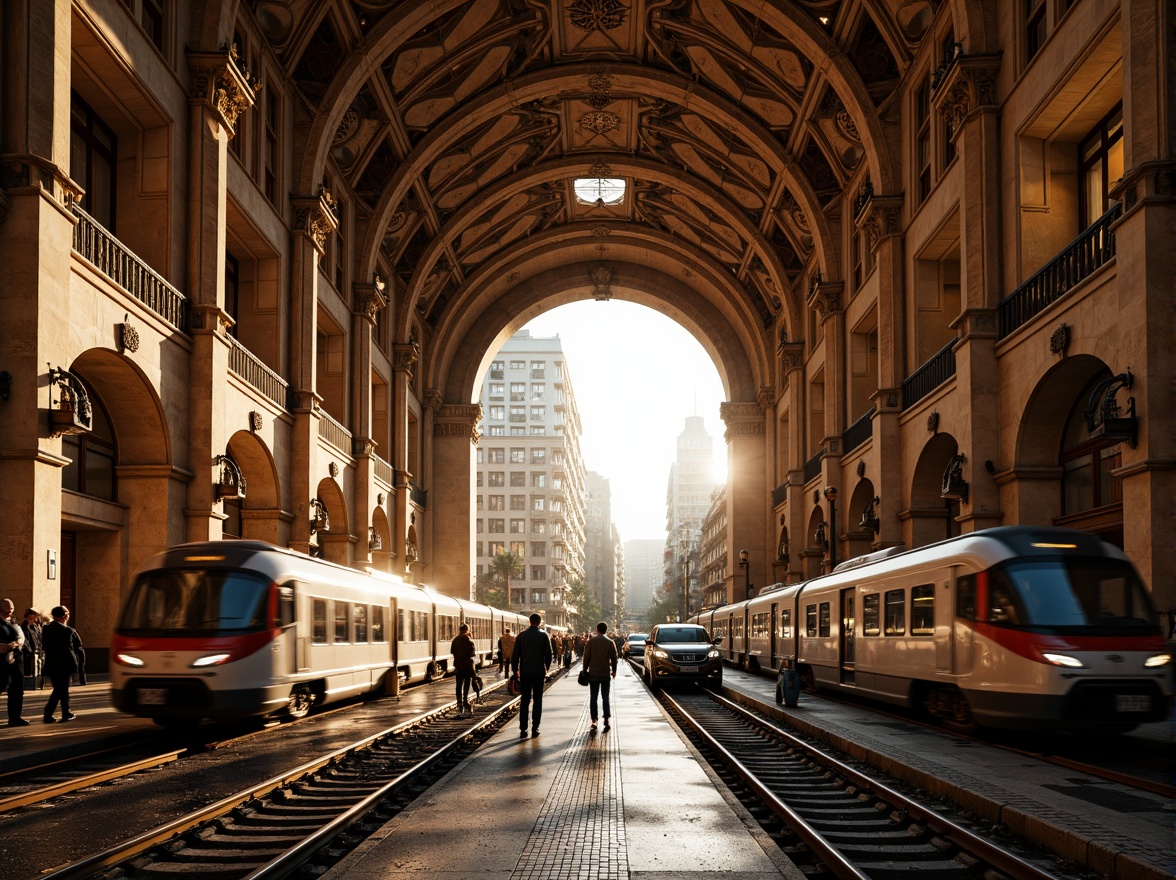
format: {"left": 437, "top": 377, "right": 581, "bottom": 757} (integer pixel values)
{"left": 431, "top": 403, "right": 481, "bottom": 598}
{"left": 350, "top": 279, "right": 386, "bottom": 564}
{"left": 390, "top": 341, "right": 420, "bottom": 568}
{"left": 720, "top": 401, "right": 768, "bottom": 594}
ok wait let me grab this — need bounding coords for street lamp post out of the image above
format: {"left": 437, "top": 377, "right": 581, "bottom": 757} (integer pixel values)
{"left": 681, "top": 549, "right": 690, "bottom": 621}
{"left": 823, "top": 486, "right": 838, "bottom": 568}
{"left": 739, "top": 548, "right": 752, "bottom": 600}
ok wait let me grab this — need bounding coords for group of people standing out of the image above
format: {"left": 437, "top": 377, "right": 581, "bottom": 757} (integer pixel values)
{"left": 0, "top": 599, "right": 86, "bottom": 727}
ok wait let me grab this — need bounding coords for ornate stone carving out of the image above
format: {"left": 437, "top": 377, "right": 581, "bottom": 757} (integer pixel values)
{"left": 589, "top": 263, "right": 614, "bottom": 301}
{"left": 857, "top": 195, "right": 903, "bottom": 252}
{"left": 328, "top": 461, "right": 339, "bottom": 478}
{"left": 392, "top": 341, "right": 420, "bottom": 375}
{"left": 807, "top": 279, "right": 844, "bottom": 321}
{"left": 586, "top": 73, "right": 614, "bottom": 109}
{"left": 933, "top": 53, "right": 1001, "bottom": 140}
{"left": 189, "top": 49, "right": 260, "bottom": 135}
{"left": 756, "top": 386, "right": 775, "bottom": 410}
{"left": 580, "top": 110, "right": 621, "bottom": 135}
{"left": 117, "top": 321, "right": 140, "bottom": 353}
{"left": 353, "top": 280, "right": 387, "bottom": 324}
{"left": 291, "top": 188, "right": 339, "bottom": 254}
{"left": 570, "top": 0, "right": 627, "bottom": 32}
{"left": 719, "top": 402, "right": 765, "bottom": 442}
{"left": 778, "top": 341, "right": 805, "bottom": 372}
{"left": 333, "top": 107, "right": 360, "bottom": 144}
{"left": 434, "top": 403, "right": 483, "bottom": 445}
{"left": 250, "top": 411, "right": 264, "bottom": 432}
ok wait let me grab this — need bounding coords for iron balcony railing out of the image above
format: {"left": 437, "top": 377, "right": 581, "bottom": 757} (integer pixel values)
{"left": 771, "top": 482, "right": 788, "bottom": 508}
{"left": 227, "top": 335, "right": 290, "bottom": 411}
{"left": 372, "top": 452, "right": 393, "bottom": 487}
{"left": 803, "top": 451, "right": 823, "bottom": 484}
{"left": 999, "top": 203, "right": 1121, "bottom": 338}
{"left": 842, "top": 406, "right": 876, "bottom": 453}
{"left": 902, "top": 339, "right": 957, "bottom": 409}
{"left": 409, "top": 481, "right": 428, "bottom": 508}
{"left": 72, "top": 205, "right": 188, "bottom": 331}
{"left": 317, "top": 407, "right": 353, "bottom": 453}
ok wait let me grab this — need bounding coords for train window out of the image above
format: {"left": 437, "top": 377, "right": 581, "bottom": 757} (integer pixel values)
{"left": 354, "top": 605, "right": 368, "bottom": 642}
{"left": 334, "top": 602, "right": 350, "bottom": 643}
{"left": 805, "top": 604, "right": 817, "bottom": 637}
{"left": 994, "top": 559, "right": 1156, "bottom": 630}
{"left": 398, "top": 608, "right": 406, "bottom": 640}
{"left": 731, "top": 617, "right": 745, "bottom": 641}
{"left": 911, "top": 585, "right": 935, "bottom": 635}
{"left": 371, "top": 606, "right": 386, "bottom": 642}
{"left": 417, "top": 610, "right": 429, "bottom": 640}
{"left": 751, "top": 612, "right": 769, "bottom": 637}
{"left": 119, "top": 570, "right": 269, "bottom": 633}
{"left": 884, "top": 590, "right": 905, "bottom": 635}
{"left": 777, "top": 609, "right": 792, "bottom": 639}
{"left": 278, "top": 583, "right": 296, "bottom": 628}
{"left": 818, "top": 602, "right": 831, "bottom": 637}
{"left": 956, "top": 575, "right": 976, "bottom": 620}
{"left": 862, "top": 593, "right": 880, "bottom": 636}
{"left": 312, "top": 599, "right": 328, "bottom": 643}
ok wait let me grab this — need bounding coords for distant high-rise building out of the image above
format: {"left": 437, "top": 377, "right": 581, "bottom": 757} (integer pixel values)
{"left": 621, "top": 539, "right": 664, "bottom": 623}
{"left": 664, "top": 416, "right": 717, "bottom": 618}
{"left": 585, "top": 471, "right": 623, "bottom": 624}
{"left": 475, "top": 331, "right": 587, "bottom": 627}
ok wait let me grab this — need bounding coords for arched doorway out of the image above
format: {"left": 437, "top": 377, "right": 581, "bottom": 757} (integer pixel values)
{"left": 312, "top": 476, "right": 350, "bottom": 564}
{"left": 223, "top": 431, "right": 283, "bottom": 544}
{"left": 909, "top": 433, "right": 961, "bottom": 548}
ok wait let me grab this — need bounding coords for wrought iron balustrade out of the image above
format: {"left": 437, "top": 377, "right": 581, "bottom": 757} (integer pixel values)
{"left": 227, "top": 335, "right": 290, "bottom": 410}
{"left": 842, "top": 406, "right": 876, "bottom": 452}
{"left": 999, "top": 203, "right": 1121, "bottom": 338}
{"left": 409, "top": 481, "right": 428, "bottom": 508}
{"left": 372, "top": 452, "right": 393, "bottom": 486}
{"left": 803, "top": 451, "right": 823, "bottom": 484}
{"left": 771, "top": 482, "right": 788, "bottom": 508}
{"left": 317, "top": 407, "right": 352, "bottom": 452}
{"left": 902, "top": 340, "right": 957, "bottom": 409}
{"left": 72, "top": 205, "right": 188, "bottom": 331}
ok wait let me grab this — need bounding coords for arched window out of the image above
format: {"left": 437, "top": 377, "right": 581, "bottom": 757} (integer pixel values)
{"left": 1059, "top": 370, "right": 1123, "bottom": 538}
{"left": 61, "top": 382, "right": 116, "bottom": 502}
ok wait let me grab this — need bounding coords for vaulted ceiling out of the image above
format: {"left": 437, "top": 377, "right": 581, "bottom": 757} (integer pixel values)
{"left": 249, "top": 0, "right": 938, "bottom": 391}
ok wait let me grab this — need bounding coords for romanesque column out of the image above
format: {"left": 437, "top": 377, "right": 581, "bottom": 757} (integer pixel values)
{"left": 351, "top": 279, "right": 386, "bottom": 564}
{"left": 390, "top": 341, "right": 419, "bottom": 569}
{"left": 810, "top": 278, "right": 847, "bottom": 559}
{"left": 776, "top": 341, "right": 807, "bottom": 584}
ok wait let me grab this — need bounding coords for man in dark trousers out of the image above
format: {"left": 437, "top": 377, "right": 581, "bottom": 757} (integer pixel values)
{"left": 0, "top": 598, "right": 28, "bottom": 726}
{"left": 511, "top": 612, "right": 552, "bottom": 739}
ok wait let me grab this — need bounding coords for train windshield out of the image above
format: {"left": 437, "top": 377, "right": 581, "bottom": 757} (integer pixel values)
{"left": 989, "top": 558, "right": 1160, "bottom": 634}
{"left": 118, "top": 569, "right": 270, "bottom": 634}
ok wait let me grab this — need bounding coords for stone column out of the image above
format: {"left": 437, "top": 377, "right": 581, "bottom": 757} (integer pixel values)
{"left": 1110, "top": 2, "right": 1176, "bottom": 608}
{"left": 287, "top": 191, "right": 338, "bottom": 555}
{"left": 720, "top": 401, "right": 768, "bottom": 598}
{"left": 430, "top": 403, "right": 481, "bottom": 598}
{"left": 0, "top": 0, "right": 75, "bottom": 613}
{"left": 351, "top": 281, "right": 386, "bottom": 564}
{"left": 390, "top": 342, "right": 420, "bottom": 570}
{"left": 858, "top": 196, "right": 905, "bottom": 549}
{"left": 184, "top": 50, "right": 258, "bottom": 541}
{"left": 937, "top": 55, "right": 1003, "bottom": 532}
{"left": 810, "top": 278, "right": 848, "bottom": 558}
{"left": 776, "top": 342, "right": 806, "bottom": 584}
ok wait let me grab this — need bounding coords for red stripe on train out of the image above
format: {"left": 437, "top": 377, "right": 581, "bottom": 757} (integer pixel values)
{"left": 973, "top": 621, "right": 1166, "bottom": 660}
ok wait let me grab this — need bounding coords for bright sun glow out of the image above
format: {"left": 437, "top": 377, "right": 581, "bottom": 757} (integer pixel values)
{"left": 574, "top": 177, "right": 626, "bottom": 205}
{"left": 520, "top": 302, "right": 726, "bottom": 542}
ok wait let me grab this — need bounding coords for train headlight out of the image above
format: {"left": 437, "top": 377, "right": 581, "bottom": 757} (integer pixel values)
{"left": 1041, "top": 652, "right": 1086, "bottom": 669}
{"left": 190, "top": 653, "right": 232, "bottom": 668}
{"left": 1144, "top": 653, "right": 1172, "bottom": 668}
{"left": 115, "top": 653, "right": 145, "bottom": 667}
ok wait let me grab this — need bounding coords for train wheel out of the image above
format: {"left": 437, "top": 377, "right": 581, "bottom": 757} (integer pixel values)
{"left": 928, "top": 687, "right": 977, "bottom": 734}
{"left": 426, "top": 661, "right": 441, "bottom": 682}
{"left": 286, "top": 684, "right": 314, "bottom": 720}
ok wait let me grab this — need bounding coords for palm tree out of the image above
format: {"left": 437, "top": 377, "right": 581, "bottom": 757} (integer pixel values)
{"left": 490, "top": 551, "right": 524, "bottom": 607}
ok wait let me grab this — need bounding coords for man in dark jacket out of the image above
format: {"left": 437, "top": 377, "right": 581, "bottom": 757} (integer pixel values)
{"left": 0, "top": 598, "right": 28, "bottom": 726}
{"left": 450, "top": 623, "right": 476, "bottom": 717}
{"left": 511, "top": 612, "right": 552, "bottom": 738}
{"left": 582, "top": 622, "right": 619, "bottom": 731}
{"left": 41, "top": 606, "right": 84, "bottom": 723}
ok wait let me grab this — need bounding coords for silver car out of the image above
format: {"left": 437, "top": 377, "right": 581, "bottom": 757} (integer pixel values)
{"left": 623, "top": 632, "right": 648, "bottom": 658}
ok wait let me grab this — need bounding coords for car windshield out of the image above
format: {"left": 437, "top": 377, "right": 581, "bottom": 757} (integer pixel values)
{"left": 118, "top": 569, "right": 270, "bottom": 634}
{"left": 655, "top": 627, "right": 709, "bottom": 644}
{"left": 628, "top": 634, "right": 647, "bottom": 642}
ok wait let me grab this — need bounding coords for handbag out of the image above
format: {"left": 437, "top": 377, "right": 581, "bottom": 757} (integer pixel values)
{"left": 577, "top": 669, "right": 590, "bottom": 686}
{"left": 507, "top": 674, "right": 521, "bottom": 696}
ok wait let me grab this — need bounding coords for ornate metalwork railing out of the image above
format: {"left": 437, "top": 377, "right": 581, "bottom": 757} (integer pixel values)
{"left": 902, "top": 340, "right": 957, "bottom": 409}
{"left": 227, "top": 335, "right": 289, "bottom": 410}
{"left": 409, "top": 480, "right": 428, "bottom": 508}
{"left": 317, "top": 407, "right": 352, "bottom": 452}
{"left": 842, "top": 406, "right": 876, "bottom": 452}
{"left": 803, "top": 451, "right": 823, "bottom": 484}
{"left": 771, "top": 482, "right": 788, "bottom": 508}
{"left": 372, "top": 452, "right": 393, "bottom": 486}
{"left": 999, "top": 203, "right": 1121, "bottom": 338}
{"left": 72, "top": 205, "right": 188, "bottom": 330}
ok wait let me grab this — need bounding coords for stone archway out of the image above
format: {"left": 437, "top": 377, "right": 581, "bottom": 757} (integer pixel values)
{"left": 370, "top": 504, "right": 394, "bottom": 573}
{"left": 910, "top": 433, "right": 960, "bottom": 547}
{"left": 313, "top": 476, "right": 350, "bottom": 565}
{"left": 846, "top": 478, "right": 879, "bottom": 561}
{"left": 225, "top": 431, "right": 283, "bottom": 544}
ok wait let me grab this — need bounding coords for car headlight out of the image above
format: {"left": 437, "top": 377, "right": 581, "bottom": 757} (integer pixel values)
{"left": 1144, "top": 653, "right": 1172, "bottom": 668}
{"left": 707, "top": 649, "right": 720, "bottom": 659}
{"left": 1041, "top": 652, "right": 1086, "bottom": 669}
{"left": 651, "top": 649, "right": 668, "bottom": 659}
{"left": 190, "top": 653, "right": 232, "bottom": 668}
{"left": 115, "top": 653, "right": 145, "bottom": 667}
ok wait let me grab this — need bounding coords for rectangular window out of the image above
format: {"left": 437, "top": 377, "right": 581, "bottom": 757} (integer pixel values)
{"left": 531, "top": 473, "right": 546, "bottom": 488}
{"left": 312, "top": 598, "right": 328, "bottom": 643}
{"left": 532, "top": 589, "right": 546, "bottom": 604}
{"left": 511, "top": 541, "right": 525, "bottom": 556}
{"left": 956, "top": 575, "right": 976, "bottom": 620}
{"left": 532, "top": 497, "right": 545, "bottom": 511}
{"left": 1026, "top": 0, "right": 1046, "bottom": 61}
{"left": 530, "top": 426, "right": 546, "bottom": 436}
{"left": 510, "top": 471, "right": 526, "bottom": 486}
{"left": 531, "top": 519, "right": 546, "bottom": 534}
{"left": 489, "top": 383, "right": 504, "bottom": 399}
{"left": 509, "top": 406, "right": 526, "bottom": 422}
{"left": 777, "top": 608, "right": 792, "bottom": 639}
{"left": 488, "top": 495, "right": 505, "bottom": 511}
{"left": 510, "top": 383, "right": 526, "bottom": 401}
{"left": 511, "top": 426, "right": 526, "bottom": 436}
{"left": 371, "top": 605, "right": 386, "bottom": 642}
{"left": 70, "top": 92, "right": 118, "bottom": 232}
{"left": 334, "top": 601, "right": 350, "bottom": 643}
{"left": 489, "top": 540, "right": 505, "bottom": 555}
{"left": 490, "top": 361, "right": 504, "bottom": 379}
{"left": 510, "top": 518, "right": 525, "bottom": 533}
{"left": 141, "top": 0, "right": 165, "bottom": 52}
{"left": 489, "top": 405, "right": 504, "bottom": 420}
{"left": 862, "top": 593, "right": 881, "bottom": 635}
{"left": 915, "top": 77, "right": 932, "bottom": 202}
{"left": 818, "top": 602, "right": 831, "bottom": 637}
{"left": 510, "top": 448, "right": 526, "bottom": 463}
{"left": 531, "top": 449, "right": 547, "bottom": 464}
{"left": 263, "top": 89, "right": 279, "bottom": 204}
{"left": 751, "top": 612, "right": 769, "bottom": 638}
{"left": 884, "top": 589, "right": 905, "bottom": 635}
{"left": 510, "top": 495, "right": 526, "bottom": 510}
{"left": 531, "top": 361, "right": 545, "bottom": 377}
{"left": 805, "top": 604, "right": 817, "bottom": 637}
{"left": 488, "top": 448, "right": 505, "bottom": 464}
{"left": 1078, "top": 105, "right": 1124, "bottom": 231}
{"left": 488, "top": 471, "right": 504, "bottom": 487}
{"left": 488, "top": 425, "right": 504, "bottom": 436}
{"left": 488, "top": 518, "right": 504, "bottom": 533}
{"left": 911, "top": 584, "right": 935, "bottom": 635}
{"left": 531, "top": 384, "right": 545, "bottom": 399}
{"left": 532, "top": 541, "right": 546, "bottom": 557}
{"left": 353, "top": 604, "right": 368, "bottom": 643}
{"left": 531, "top": 566, "right": 547, "bottom": 581}
{"left": 530, "top": 406, "right": 545, "bottom": 420}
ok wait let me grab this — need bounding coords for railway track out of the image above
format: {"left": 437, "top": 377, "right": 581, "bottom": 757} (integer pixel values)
{"left": 660, "top": 687, "right": 1096, "bottom": 880}
{"left": 36, "top": 672, "right": 548, "bottom": 880}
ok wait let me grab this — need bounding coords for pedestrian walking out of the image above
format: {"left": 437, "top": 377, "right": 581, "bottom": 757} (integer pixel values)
{"left": 41, "top": 606, "right": 85, "bottom": 724}
{"left": 0, "top": 598, "right": 28, "bottom": 726}
{"left": 582, "top": 621, "right": 618, "bottom": 732}
{"left": 451, "top": 623, "right": 476, "bottom": 717}
{"left": 510, "top": 612, "right": 552, "bottom": 738}
{"left": 499, "top": 627, "right": 515, "bottom": 676}
{"left": 21, "top": 609, "right": 44, "bottom": 690}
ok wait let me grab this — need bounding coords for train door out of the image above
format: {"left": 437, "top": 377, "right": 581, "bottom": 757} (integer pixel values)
{"left": 942, "top": 568, "right": 968, "bottom": 675}
{"left": 277, "top": 581, "right": 298, "bottom": 675}
{"left": 839, "top": 588, "right": 855, "bottom": 684}
{"left": 770, "top": 604, "right": 778, "bottom": 668}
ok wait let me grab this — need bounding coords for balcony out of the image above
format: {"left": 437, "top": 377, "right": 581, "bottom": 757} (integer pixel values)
{"left": 999, "top": 203, "right": 1121, "bottom": 338}
{"left": 72, "top": 205, "right": 188, "bottom": 331}
{"left": 842, "top": 407, "right": 875, "bottom": 453}
{"left": 803, "top": 451, "right": 823, "bottom": 484}
{"left": 317, "top": 407, "right": 353, "bottom": 453}
{"left": 227, "top": 336, "right": 290, "bottom": 411}
{"left": 771, "top": 482, "right": 788, "bottom": 508}
{"left": 372, "top": 451, "right": 393, "bottom": 487}
{"left": 902, "top": 339, "right": 956, "bottom": 409}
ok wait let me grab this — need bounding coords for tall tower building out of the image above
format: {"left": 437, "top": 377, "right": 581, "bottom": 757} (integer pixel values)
{"left": 621, "top": 539, "right": 664, "bottom": 624}
{"left": 475, "top": 331, "right": 587, "bottom": 627}
{"left": 585, "top": 471, "right": 621, "bottom": 624}
{"left": 663, "top": 416, "right": 717, "bottom": 619}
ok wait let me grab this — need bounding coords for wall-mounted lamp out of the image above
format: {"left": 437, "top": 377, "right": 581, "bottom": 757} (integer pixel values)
{"left": 1085, "top": 370, "right": 1138, "bottom": 448}
{"left": 369, "top": 526, "right": 383, "bottom": 552}
{"left": 823, "top": 486, "right": 838, "bottom": 567}
{"left": 309, "top": 497, "right": 330, "bottom": 534}
{"left": 213, "top": 455, "right": 246, "bottom": 500}
{"left": 814, "top": 522, "right": 828, "bottom": 551}
{"left": 738, "top": 549, "right": 752, "bottom": 601}
{"left": 859, "top": 496, "right": 880, "bottom": 534}
{"left": 48, "top": 366, "right": 93, "bottom": 437}
{"left": 940, "top": 453, "right": 969, "bottom": 503}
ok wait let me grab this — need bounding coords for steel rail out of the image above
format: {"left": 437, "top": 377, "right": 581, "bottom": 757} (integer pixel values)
{"left": 659, "top": 689, "right": 872, "bottom": 880}
{"left": 702, "top": 689, "right": 1070, "bottom": 880}
{"left": 0, "top": 748, "right": 185, "bottom": 812}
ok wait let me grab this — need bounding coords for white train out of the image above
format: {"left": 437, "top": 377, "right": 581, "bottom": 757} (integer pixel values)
{"left": 110, "top": 541, "right": 542, "bottom": 725}
{"left": 692, "top": 526, "right": 1172, "bottom": 731}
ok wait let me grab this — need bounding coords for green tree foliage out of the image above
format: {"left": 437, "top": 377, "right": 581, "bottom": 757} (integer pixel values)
{"left": 474, "top": 571, "right": 507, "bottom": 609}
{"left": 646, "top": 587, "right": 681, "bottom": 629}
{"left": 487, "top": 551, "right": 524, "bottom": 609}
{"left": 567, "top": 576, "right": 601, "bottom": 632}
